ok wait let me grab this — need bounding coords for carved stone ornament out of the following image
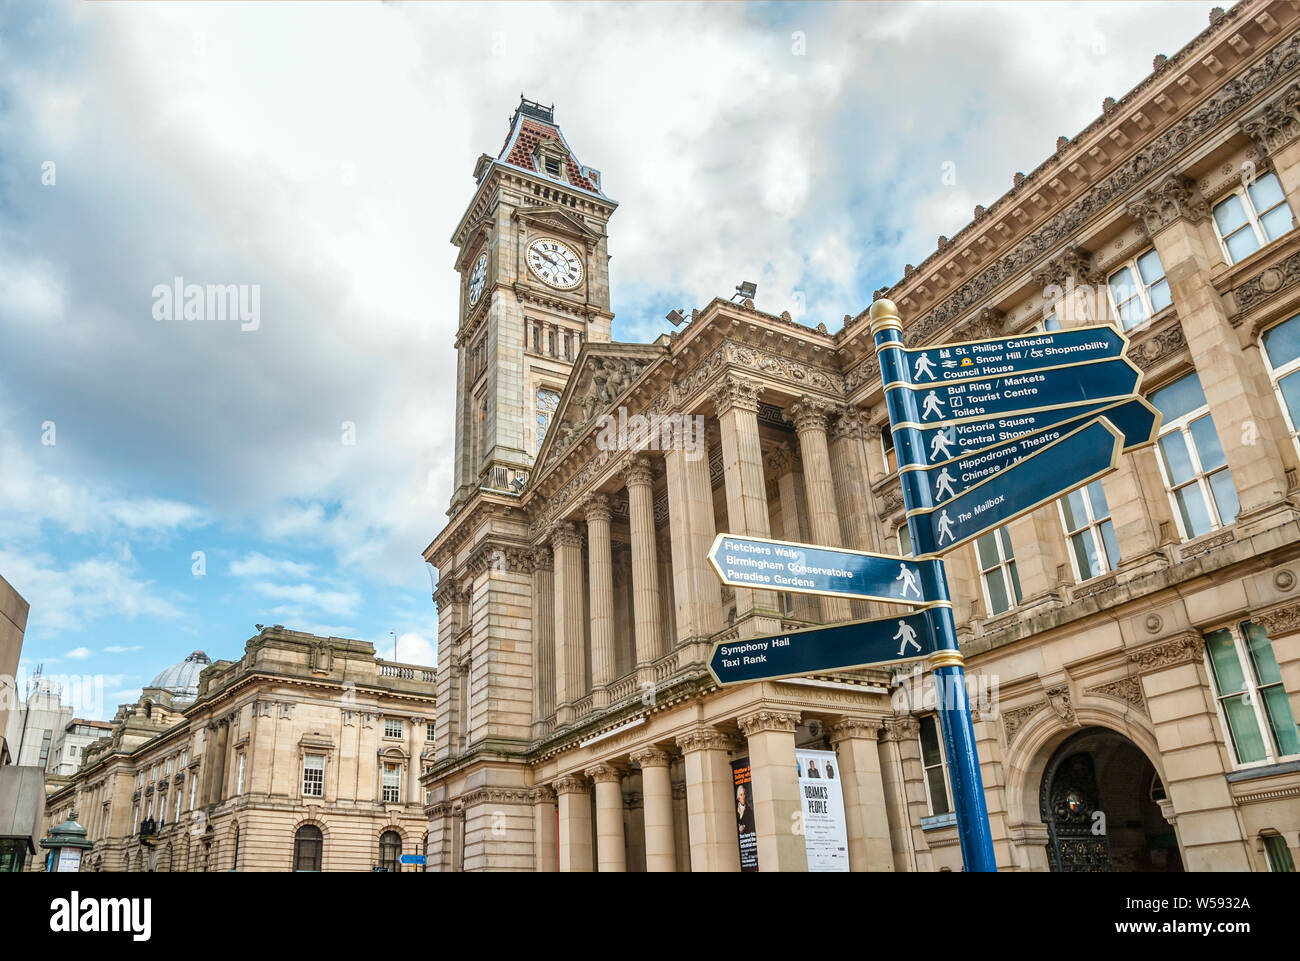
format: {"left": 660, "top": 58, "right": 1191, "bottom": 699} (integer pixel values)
{"left": 880, "top": 716, "right": 920, "bottom": 741}
{"left": 1000, "top": 703, "right": 1043, "bottom": 744}
{"left": 828, "top": 716, "right": 883, "bottom": 743}
{"left": 787, "top": 396, "right": 835, "bottom": 434}
{"left": 549, "top": 521, "right": 584, "bottom": 551}
{"left": 583, "top": 763, "right": 626, "bottom": 783}
{"left": 675, "top": 727, "right": 735, "bottom": 753}
{"left": 629, "top": 747, "right": 673, "bottom": 769}
{"left": 709, "top": 375, "right": 764, "bottom": 416}
{"left": 1126, "top": 322, "right": 1187, "bottom": 370}
{"left": 1127, "top": 633, "right": 1205, "bottom": 673}
{"left": 621, "top": 454, "right": 655, "bottom": 489}
{"left": 553, "top": 774, "right": 590, "bottom": 796}
{"left": 1083, "top": 676, "right": 1148, "bottom": 714}
{"left": 1254, "top": 601, "right": 1300, "bottom": 638}
{"left": 582, "top": 492, "right": 612, "bottom": 523}
{"left": 1125, "top": 173, "right": 1209, "bottom": 237}
{"left": 1045, "top": 686, "right": 1079, "bottom": 727}
{"left": 737, "top": 709, "right": 800, "bottom": 736}
{"left": 1233, "top": 247, "right": 1300, "bottom": 315}
{"left": 765, "top": 441, "right": 797, "bottom": 475}
{"left": 1240, "top": 83, "right": 1300, "bottom": 157}
{"left": 530, "top": 786, "right": 557, "bottom": 805}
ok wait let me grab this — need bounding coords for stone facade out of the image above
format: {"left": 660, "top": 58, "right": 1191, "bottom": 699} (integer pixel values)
{"left": 39, "top": 627, "right": 436, "bottom": 872}
{"left": 424, "top": 4, "right": 1300, "bottom": 871}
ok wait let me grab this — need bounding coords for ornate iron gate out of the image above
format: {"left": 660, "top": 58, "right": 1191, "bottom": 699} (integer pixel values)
{"left": 1040, "top": 732, "right": 1113, "bottom": 872}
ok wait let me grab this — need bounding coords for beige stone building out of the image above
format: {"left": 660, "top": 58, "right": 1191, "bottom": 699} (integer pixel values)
{"left": 40, "top": 627, "right": 436, "bottom": 871}
{"left": 423, "top": 2, "right": 1300, "bottom": 873}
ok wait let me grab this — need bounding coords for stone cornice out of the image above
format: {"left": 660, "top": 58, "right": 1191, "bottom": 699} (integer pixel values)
{"left": 461, "top": 787, "right": 533, "bottom": 807}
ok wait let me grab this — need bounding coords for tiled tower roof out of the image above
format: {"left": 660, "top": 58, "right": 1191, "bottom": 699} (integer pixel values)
{"left": 495, "top": 97, "right": 605, "bottom": 196}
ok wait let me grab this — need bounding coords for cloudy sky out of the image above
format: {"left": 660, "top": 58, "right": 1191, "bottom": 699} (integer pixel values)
{"left": 0, "top": 0, "right": 1210, "bottom": 717}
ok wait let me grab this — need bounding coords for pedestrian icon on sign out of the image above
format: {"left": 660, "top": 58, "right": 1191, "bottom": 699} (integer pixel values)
{"left": 921, "top": 390, "right": 946, "bottom": 420}
{"left": 894, "top": 619, "right": 922, "bottom": 656}
{"left": 934, "top": 467, "right": 957, "bottom": 501}
{"left": 913, "top": 353, "right": 937, "bottom": 381}
{"left": 895, "top": 563, "right": 921, "bottom": 599}
{"left": 937, "top": 509, "right": 955, "bottom": 545}
{"left": 930, "top": 429, "right": 954, "bottom": 462}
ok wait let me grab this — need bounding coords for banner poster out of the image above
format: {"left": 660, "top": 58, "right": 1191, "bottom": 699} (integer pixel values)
{"left": 731, "top": 757, "right": 759, "bottom": 872}
{"left": 796, "top": 748, "right": 850, "bottom": 872}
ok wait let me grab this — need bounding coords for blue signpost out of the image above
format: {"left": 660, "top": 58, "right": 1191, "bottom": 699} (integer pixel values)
{"left": 701, "top": 301, "right": 1156, "bottom": 871}
{"left": 873, "top": 299, "right": 1000, "bottom": 873}
{"left": 707, "top": 533, "right": 936, "bottom": 605}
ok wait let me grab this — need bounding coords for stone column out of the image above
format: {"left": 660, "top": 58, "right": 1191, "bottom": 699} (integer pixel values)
{"left": 672, "top": 780, "right": 691, "bottom": 872}
{"left": 584, "top": 494, "right": 616, "bottom": 707}
{"left": 631, "top": 748, "right": 676, "bottom": 872}
{"left": 737, "top": 709, "right": 807, "bottom": 872}
{"left": 829, "top": 716, "right": 893, "bottom": 872}
{"left": 879, "top": 719, "right": 920, "bottom": 872}
{"left": 1100, "top": 446, "right": 1175, "bottom": 581}
{"left": 555, "top": 775, "right": 592, "bottom": 873}
{"left": 587, "top": 763, "right": 627, "bottom": 873}
{"left": 624, "top": 456, "right": 662, "bottom": 680}
{"left": 1127, "top": 173, "right": 1295, "bottom": 534}
{"left": 531, "top": 549, "right": 556, "bottom": 737}
{"left": 788, "top": 397, "right": 852, "bottom": 623}
{"left": 768, "top": 443, "right": 817, "bottom": 622}
{"left": 531, "top": 786, "right": 558, "bottom": 872}
{"left": 551, "top": 523, "right": 585, "bottom": 726}
{"left": 676, "top": 727, "right": 742, "bottom": 872}
{"left": 830, "top": 407, "right": 879, "bottom": 552}
{"left": 664, "top": 437, "right": 725, "bottom": 648}
{"left": 1129, "top": 633, "right": 1251, "bottom": 870}
{"left": 1005, "top": 507, "right": 1069, "bottom": 615}
{"left": 711, "top": 375, "right": 781, "bottom": 636}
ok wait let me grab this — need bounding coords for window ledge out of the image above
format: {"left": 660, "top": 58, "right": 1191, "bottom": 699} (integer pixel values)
{"left": 1225, "top": 759, "right": 1300, "bottom": 783}
{"left": 920, "top": 811, "right": 957, "bottom": 832}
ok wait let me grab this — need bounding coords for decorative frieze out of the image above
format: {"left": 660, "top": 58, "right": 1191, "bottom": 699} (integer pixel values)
{"left": 1126, "top": 320, "right": 1187, "bottom": 369}
{"left": 1083, "top": 676, "right": 1148, "bottom": 714}
{"left": 462, "top": 787, "right": 533, "bottom": 807}
{"left": 1254, "top": 600, "right": 1300, "bottom": 637}
{"left": 1000, "top": 703, "right": 1043, "bottom": 744}
{"left": 530, "top": 786, "right": 557, "bottom": 805}
{"left": 1233, "top": 247, "right": 1300, "bottom": 316}
{"left": 737, "top": 709, "right": 800, "bottom": 736}
{"left": 1127, "top": 633, "right": 1205, "bottom": 673}
{"left": 726, "top": 343, "right": 842, "bottom": 395}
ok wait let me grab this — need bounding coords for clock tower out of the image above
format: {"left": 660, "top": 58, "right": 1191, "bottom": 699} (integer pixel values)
{"left": 448, "top": 97, "right": 617, "bottom": 511}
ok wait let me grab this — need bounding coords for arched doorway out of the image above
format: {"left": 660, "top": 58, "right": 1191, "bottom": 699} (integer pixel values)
{"left": 1039, "top": 727, "right": 1182, "bottom": 872}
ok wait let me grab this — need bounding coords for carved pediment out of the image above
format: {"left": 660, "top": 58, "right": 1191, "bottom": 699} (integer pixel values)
{"left": 536, "top": 343, "right": 663, "bottom": 470}
{"left": 515, "top": 203, "right": 599, "bottom": 242}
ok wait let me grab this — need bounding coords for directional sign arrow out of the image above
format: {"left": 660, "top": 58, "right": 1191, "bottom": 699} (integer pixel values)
{"left": 708, "top": 607, "right": 945, "bottom": 685}
{"left": 907, "top": 417, "right": 1123, "bottom": 555}
{"left": 899, "top": 398, "right": 1160, "bottom": 511}
{"left": 899, "top": 395, "right": 1161, "bottom": 467}
{"left": 707, "top": 534, "right": 934, "bottom": 605}
{"left": 888, "top": 357, "right": 1141, "bottom": 428}
{"left": 892, "top": 325, "right": 1128, "bottom": 388}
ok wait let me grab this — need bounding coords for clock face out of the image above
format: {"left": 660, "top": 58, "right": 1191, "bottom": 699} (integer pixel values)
{"left": 526, "top": 238, "right": 583, "bottom": 290}
{"left": 468, "top": 252, "right": 488, "bottom": 308}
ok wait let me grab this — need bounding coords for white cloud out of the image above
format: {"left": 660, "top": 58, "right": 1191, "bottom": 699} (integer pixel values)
{"left": 64, "top": 646, "right": 93, "bottom": 660}
{"left": 104, "top": 645, "right": 144, "bottom": 654}
{"left": 392, "top": 631, "right": 436, "bottom": 668}
{"left": 229, "top": 552, "right": 314, "bottom": 579}
{"left": 252, "top": 581, "right": 360, "bottom": 618}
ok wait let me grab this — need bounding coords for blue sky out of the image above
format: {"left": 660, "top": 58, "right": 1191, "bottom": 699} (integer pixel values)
{"left": 0, "top": 1, "right": 1210, "bottom": 717}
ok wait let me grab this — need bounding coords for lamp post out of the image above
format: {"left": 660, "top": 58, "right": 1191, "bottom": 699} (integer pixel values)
{"left": 41, "top": 813, "right": 94, "bottom": 873}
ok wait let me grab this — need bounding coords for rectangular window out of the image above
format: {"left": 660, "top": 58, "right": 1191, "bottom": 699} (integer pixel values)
{"left": 426, "top": 722, "right": 436, "bottom": 742}
{"left": 384, "top": 718, "right": 403, "bottom": 739}
{"left": 975, "top": 527, "right": 1022, "bottom": 616}
{"left": 1262, "top": 312, "right": 1300, "bottom": 459}
{"left": 918, "top": 715, "right": 952, "bottom": 816}
{"left": 175, "top": 788, "right": 183, "bottom": 822}
{"left": 881, "top": 428, "right": 897, "bottom": 474}
{"left": 382, "top": 762, "right": 402, "bottom": 804}
{"left": 302, "top": 754, "right": 325, "bottom": 797}
{"left": 236, "top": 754, "right": 245, "bottom": 795}
{"left": 189, "top": 773, "right": 197, "bottom": 810}
{"left": 38, "top": 730, "right": 51, "bottom": 767}
{"left": 1151, "top": 372, "right": 1239, "bottom": 538}
{"left": 1212, "top": 172, "right": 1295, "bottom": 264}
{"left": 897, "top": 524, "right": 913, "bottom": 558}
{"left": 1264, "top": 835, "right": 1296, "bottom": 872}
{"left": 1106, "top": 248, "right": 1172, "bottom": 331}
{"left": 1058, "top": 480, "right": 1120, "bottom": 580}
{"left": 1205, "top": 621, "right": 1300, "bottom": 766}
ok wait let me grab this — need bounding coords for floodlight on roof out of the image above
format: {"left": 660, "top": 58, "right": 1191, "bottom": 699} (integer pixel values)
{"left": 666, "top": 309, "right": 687, "bottom": 327}
{"left": 732, "top": 281, "right": 758, "bottom": 303}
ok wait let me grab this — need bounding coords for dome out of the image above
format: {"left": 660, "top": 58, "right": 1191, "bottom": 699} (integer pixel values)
{"left": 146, "top": 650, "right": 210, "bottom": 701}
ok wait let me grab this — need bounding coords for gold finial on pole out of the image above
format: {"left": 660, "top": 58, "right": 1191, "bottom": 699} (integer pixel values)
{"left": 869, "top": 297, "right": 902, "bottom": 335}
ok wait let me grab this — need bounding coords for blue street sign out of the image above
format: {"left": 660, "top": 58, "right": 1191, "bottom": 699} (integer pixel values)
{"left": 707, "top": 533, "right": 934, "bottom": 605}
{"left": 907, "top": 417, "right": 1124, "bottom": 554}
{"left": 399, "top": 854, "right": 426, "bottom": 865}
{"left": 891, "top": 325, "right": 1127, "bottom": 387}
{"left": 887, "top": 356, "right": 1141, "bottom": 428}
{"left": 899, "top": 400, "right": 1159, "bottom": 511}
{"left": 899, "top": 395, "right": 1160, "bottom": 466}
{"left": 708, "top": 607, "right": 946, "bottom": 685}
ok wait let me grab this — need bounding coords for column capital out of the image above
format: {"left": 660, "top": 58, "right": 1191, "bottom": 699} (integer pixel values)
{"left": 880, "top": 716, "right": 921, "bottom": 741}
{"left": 530, "top": 786, "right": 557, "bottom": 805}
{"left": 629, "top": 747, "right": 673, "bottom": 769}
{"left": 787, "top": 395, "right": 834, "bottom": 433}
{"left": 1240, "top": 82, "right": 1300, "bottom": 158}
{"left": 582, "top": 492, "right": 612, "bottom": 523}
{"left": 1125, "top": 172, "right": 1208, "bottom": 239}
{"left": 553, "top": 774, "right": 590, "bottom": 797}
{"left": 549, "top": 520, "right": 584, "bottom": 551}
{"left": 737, "top": 709, "right": 800, "bottom": 736}
{"left": 828, "top": 716, "right": 884, "bottom": 744}
{"left": 830, "top": 406, "right": 868, "bottom": 442}
{"left": 530, "top": 546, "right": 554, "bottom": 573}
{"left": 709, "top": 375, "right": 764, "bottom": 416}
{"left": 621, "top": 455, "right": 655, "bottom": 489}
{"left": 583, "top": 763, "right": 626, "bottom": 784}
{"left": 675, "top": 726, "right": 737, "bottom": 753}
{"left": 1031, "top": 246, "right": 1100, "bottom": 290}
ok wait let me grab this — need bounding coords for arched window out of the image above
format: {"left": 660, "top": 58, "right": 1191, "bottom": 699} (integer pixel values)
{"left": 379, "top": 830, "right": 402, "bottom": 872}
{"left": 294, "top": 825, "right": 323, "bottom": 872}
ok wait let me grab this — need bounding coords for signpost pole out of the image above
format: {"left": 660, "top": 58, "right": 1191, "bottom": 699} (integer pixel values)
{"left": 871, "top": 298, "right": 999, "bottom": 873}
